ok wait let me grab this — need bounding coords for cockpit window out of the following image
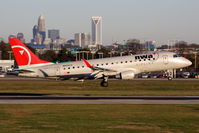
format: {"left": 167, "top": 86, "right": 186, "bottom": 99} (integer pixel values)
{"left": 173, "top": 54, "right": 181, "bottom": 58}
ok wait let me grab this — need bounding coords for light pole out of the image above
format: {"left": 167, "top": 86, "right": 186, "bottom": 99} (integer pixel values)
{"left": 193, "top": 52, "right": 197, "bottom": 70}
{"left": 91, "top": 51, "right": 95, "bottom": 59}
{"left": 98, "top": 52, "right": 103, "bottom": 58}
{"left": 120, "top": 52, "right": 124, "bottom": 56}
{"left": 76, "top": 51, "right": 79, "bottom": 61}
{"left": 108, "top": 52, "right": 112, "bottom": 57}
{"left": 8, "top": 51, "right": 13, "bottom": 60}
{"left": 0, "top": 51, "right": 2, "bottom": 60}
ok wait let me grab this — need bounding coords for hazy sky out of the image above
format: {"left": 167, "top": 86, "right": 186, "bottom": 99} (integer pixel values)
{"left": 0, "top": 0, "right": 199, "bottom": 45}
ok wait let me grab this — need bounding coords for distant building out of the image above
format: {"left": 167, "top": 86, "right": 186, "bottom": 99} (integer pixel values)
{"left": 34, "top": 32, "right": 43, "bottom": 45}
{"left": 74, "top": 33, "right": 82, "bottom": 47}
{"left": 8, "top": 35, "right": 16, "bottom": 39}
{"left": 81, "top": 33, "right": 91, "bottom": 47}
{"left": 48, "top": 29, "right": 60, "bottom": 41}
{"left": 54, "top": 38, "right": 66, "bottom": 45}
{"left": 43, "top": 38, "right": 52, "bottom": 45}
{"left": 50, "top": 38, "right": 66, "bottom": 51}
{"left": 33, "top": 25, "right": 38, "bottom": 39}
{"left": 74, "top": 33, "right": 91, "bottom": 48}
{"left": 17, "top": 33, "right": 25, "bottom": 43}
{"left": 28, "top": 44, "right": 46, "bottom": 54}
{"left": 38, "top": 14, "right": 46, "bottom": 44}
{"left": 32, "top": 15, "right": 46, "bottom": 44}
{"left": 145, "top": 41, "right": 156, "bottom": 51}
{"left": 91, "top": 16, "right": 102, "bottom": 45}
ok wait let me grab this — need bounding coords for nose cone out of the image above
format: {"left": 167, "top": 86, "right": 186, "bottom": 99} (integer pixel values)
{"left": 173, "top": 57, "right": 192, "bottom": 68}
{"left": 186, "top": 59, "right": 192, "bottom": 67}
{"left": 181, "top": 58, "right": 192, "bottom": 67}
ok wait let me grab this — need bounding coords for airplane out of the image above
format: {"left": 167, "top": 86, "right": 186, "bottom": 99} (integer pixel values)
{"left": 9, "top": 38, "right": 192, "bottom": 87}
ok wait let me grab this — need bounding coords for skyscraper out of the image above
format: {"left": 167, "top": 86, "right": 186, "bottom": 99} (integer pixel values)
{"left": 91, "top": 16, "right": 102, "bottom": 45}
{"left": 48, "top": 29, "right": 60, "bottom": 41}
{"left": 81, "top": 33, "right": 91, "bottom": 47}
{"left": 32, "top": 15, "right": 47, "bottom": 44}
{"left": 17, "top": 33, "right": 25, "bottom": 43}
{"left": 33, "top": 25, "right": 38, "bottom": 39}
{"left": 74, "top": 33, "right": 91, "bottom": 48}
{"left": 38, "top": 14, "right": 46, "bottom": 44}
{"left": 74, "top": 33, "right": 82, "bottom": 47}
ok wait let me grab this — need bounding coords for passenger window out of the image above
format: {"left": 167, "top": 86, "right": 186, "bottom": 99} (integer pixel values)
{"left": 173, "top": 54, "right": 181, "bottom": 58}
{"left": 68, "top": 67, "right": 70, "bottom": 69}
{"left": 125, "top": 61, "right": 128, "bottom": 63}
{"left": 106, "top": 63, "right": 108, "bottom": 65}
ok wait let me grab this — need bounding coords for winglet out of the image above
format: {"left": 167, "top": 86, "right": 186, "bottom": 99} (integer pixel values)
{"left": 82, "top": 58, "right": 93, "bottom": 68}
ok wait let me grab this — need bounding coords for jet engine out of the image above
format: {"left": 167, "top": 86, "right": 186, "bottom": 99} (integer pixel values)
{"left": 116, "top": 70, "right": 135, "bottom": 80}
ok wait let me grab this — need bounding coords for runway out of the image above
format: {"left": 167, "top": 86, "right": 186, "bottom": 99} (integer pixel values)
{"left": 0, "top": 96, "right": 199, "bottom": 104}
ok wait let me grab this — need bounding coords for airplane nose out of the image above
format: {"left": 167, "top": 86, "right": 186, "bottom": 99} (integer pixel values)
{"left": 183, "top": 59, "right": 192, "bottom": 67}
{"left": 186, "top": 59, "right": 192, "bottom": 66}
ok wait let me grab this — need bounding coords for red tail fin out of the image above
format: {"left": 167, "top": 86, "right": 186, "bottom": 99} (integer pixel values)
{"left": 9, "top": 38, "right": 49, "bottom": 66}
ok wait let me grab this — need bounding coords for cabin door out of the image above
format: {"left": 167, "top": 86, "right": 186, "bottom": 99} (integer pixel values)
{"left": 56, "top": 67, "right": 60, "bottom": 75}
{"left": 163, "top": 55, "right": 168, "bottom": 65}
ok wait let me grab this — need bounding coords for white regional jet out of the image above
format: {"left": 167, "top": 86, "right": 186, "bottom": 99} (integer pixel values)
{"left": 9, "top": 38, "right": 192, "bottom": 87}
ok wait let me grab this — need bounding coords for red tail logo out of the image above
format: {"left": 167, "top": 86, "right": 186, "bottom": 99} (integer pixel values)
{"left": 9, "top": 38, "right": 49, "bottom": 66}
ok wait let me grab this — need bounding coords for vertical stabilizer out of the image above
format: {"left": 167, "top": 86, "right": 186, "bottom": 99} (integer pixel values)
{"left": 9, "top": 38, "right": 50, "bottom": 67}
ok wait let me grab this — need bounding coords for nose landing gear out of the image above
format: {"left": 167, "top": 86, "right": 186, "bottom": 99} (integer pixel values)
{"left": 166, "top": 69, "right": 175, "bottom": 81}
{"left": 101, "top": 75, "right": 108, "bottom": 87}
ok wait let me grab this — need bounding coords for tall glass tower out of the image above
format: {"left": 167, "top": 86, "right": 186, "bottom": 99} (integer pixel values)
{"left": 91, "top": 16, "right": 102, "bottom": 45}
{"left": 33, "top": 25, "right": 38, "bottom": 39}
{"left": 38, "top": 14, "right": 46, "bottom": 44}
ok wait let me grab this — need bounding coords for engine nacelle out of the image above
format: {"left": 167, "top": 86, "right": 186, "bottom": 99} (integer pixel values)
{"left": 116, "top": 70, "right": 135, "bottom": 80}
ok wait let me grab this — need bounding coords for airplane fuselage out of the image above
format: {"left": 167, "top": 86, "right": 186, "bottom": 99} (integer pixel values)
{"left": 18, "top": 51, "right": 192, "bottom": 79}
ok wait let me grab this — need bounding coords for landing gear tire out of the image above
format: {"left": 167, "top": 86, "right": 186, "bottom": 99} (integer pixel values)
{"left": 101, "top": 75, "right": 109, "bottom": 87}
{"left": 168, "top": 77, "right": 172, "bottom": 81}
{"left": 101, "top": 81, "right": 108, "bottom": 87}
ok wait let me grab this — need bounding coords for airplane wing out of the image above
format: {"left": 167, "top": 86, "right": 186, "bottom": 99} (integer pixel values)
{"left": 82, "top": 58, "right": 117, "bottom": 79}
{"left": 82, "top": 58, "right": 117, "bottom": 72}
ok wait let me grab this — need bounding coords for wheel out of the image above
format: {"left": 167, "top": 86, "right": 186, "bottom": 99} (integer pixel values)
{"left": 168, "top": 77, "right": 172, "bottom": 81}
{"left": 100, "top": 81, "right": 108, "bottom": 87}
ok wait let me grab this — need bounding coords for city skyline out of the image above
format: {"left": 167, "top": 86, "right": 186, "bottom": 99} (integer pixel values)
{"left": 1, "top": 0, "right": 199, "bottom": 46}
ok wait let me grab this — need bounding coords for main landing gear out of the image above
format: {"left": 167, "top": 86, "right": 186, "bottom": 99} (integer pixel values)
{"left": 166, "top": 70, "right": 173, "bottom": 81}
{"left": 101, "top": 75, "right": 108, "bottom": 87}
{"left": 168, "top": 76, "right": 172, "bottom": 81}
